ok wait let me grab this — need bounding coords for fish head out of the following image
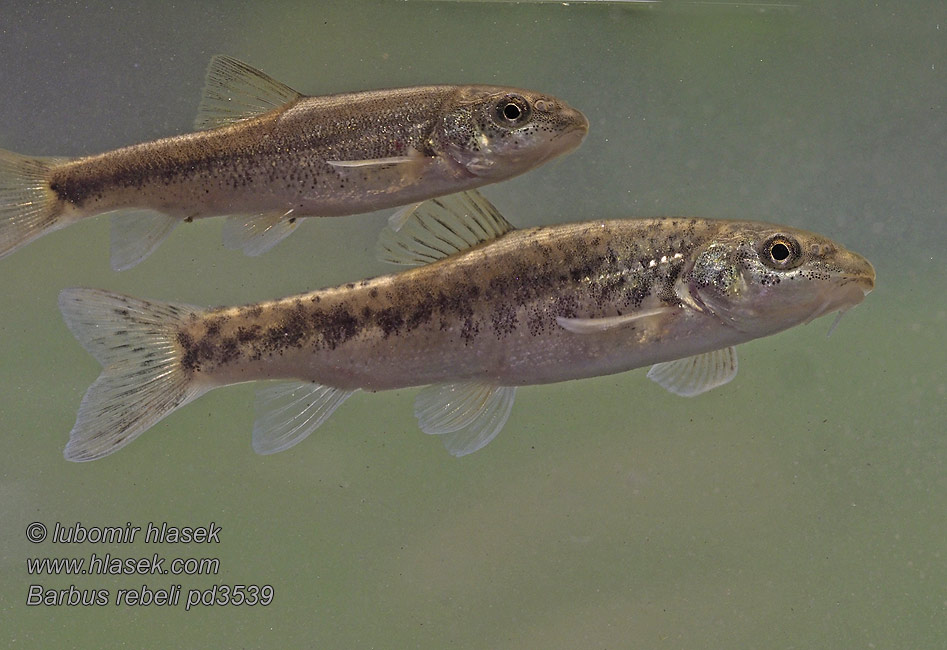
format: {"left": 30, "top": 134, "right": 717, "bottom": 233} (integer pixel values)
{"left": 681, "top": 223, "right": 875, "bottom": 336}
{"left": 433, "top": 86, "right": 589, "bottom": 180}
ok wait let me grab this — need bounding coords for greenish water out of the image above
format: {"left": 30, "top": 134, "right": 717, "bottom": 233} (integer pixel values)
{"left": 1, "top": 2, "right": 944, "bottom": 648}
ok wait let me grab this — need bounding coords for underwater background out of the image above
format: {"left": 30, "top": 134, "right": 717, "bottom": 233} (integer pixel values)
{"left": 1, "top": 1, "right": 944, "bottom": 647}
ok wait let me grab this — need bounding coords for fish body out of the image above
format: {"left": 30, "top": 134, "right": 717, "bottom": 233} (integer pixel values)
{"left": 0, "top": 56, "right": 588, "bottom": 269}
{"left": 174, "top": 222, "right": 768, "bottom": 389}
{"left": 59, "top": 191, "right": 874, "bottom": 461}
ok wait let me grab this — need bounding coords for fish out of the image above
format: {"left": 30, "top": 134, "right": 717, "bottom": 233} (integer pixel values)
{"left": 57, "top": 190, "right": 874, "bottom": 461}
{"left": 0, "top": 56, "right": 588, "bottom": 270}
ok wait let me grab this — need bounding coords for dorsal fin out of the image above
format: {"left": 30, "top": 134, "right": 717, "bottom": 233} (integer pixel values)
{"left": 375, "top": 190, "right": 515, "bottom": 266}
{"left": 194, "top": 55, "right": 304, "bottom": 130}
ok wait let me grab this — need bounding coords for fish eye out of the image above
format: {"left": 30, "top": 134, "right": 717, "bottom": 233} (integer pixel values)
{"left": 760, "top": 235, "right": 803, "bottom": 269}
{"left": 494, "top": 95, "right": 532, "bottom": 126}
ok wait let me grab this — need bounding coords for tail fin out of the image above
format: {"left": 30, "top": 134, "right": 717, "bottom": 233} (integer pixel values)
{"left": 0, "top": 148, "right": 70, "bottom": 260}
{"left": 58, "top": 287, "right": 210, "bottom": 462}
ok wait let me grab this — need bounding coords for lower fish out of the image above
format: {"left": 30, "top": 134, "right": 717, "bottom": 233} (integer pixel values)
{"left": 0, "top": 56, "right": 588, "bottom": 270}
{"left": 58, "top": 190, "right": 874, "bottom": 461}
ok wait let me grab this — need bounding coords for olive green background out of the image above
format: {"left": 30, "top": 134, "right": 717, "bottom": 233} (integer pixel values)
{"left": 1, "top": 1, "right": 943, "bottom": 648}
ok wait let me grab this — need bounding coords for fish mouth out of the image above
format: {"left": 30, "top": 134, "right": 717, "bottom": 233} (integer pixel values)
{"left": 540, "top": 118, "right": 589, "bottom": 160}
{"left": 809, "top": 250, "right": 875, "bottom": 323}
{"left": 555, "top": 110, "right": 590, "bottom": 145}
{"left": 803, "top": 272, "right": 874, "bottom": 326}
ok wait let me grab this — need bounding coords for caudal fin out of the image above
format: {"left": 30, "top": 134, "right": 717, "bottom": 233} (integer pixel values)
{"left": 0, "top": 148, "right": 70, "bottom": 260}
{"left": 58, "top": 287, "right": 210, "bottom": 461}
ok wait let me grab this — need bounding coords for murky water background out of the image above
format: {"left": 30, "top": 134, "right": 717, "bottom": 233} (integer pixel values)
{"left": 2, "top": 2, "right": 944, "bottom": 647}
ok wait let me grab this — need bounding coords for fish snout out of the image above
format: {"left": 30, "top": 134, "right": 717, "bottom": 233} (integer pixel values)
{"left": 842, "top": 249, "right": 876, "bottom": 296}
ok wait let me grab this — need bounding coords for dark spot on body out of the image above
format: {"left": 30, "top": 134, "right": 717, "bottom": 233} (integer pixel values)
{"left": 461, "top": 317, "right": 480, "bottom": 344}
{"left": 369, "top": 306, "right": 402, "bottom": 337}
{"left": 490, "top": 303, "right": 518, "bottom": 337}
{"left": 219, "top": 338, "right": 240, "bottom": 364}
{"left": 178, "top": 330, "right": 217, "bottom": 373}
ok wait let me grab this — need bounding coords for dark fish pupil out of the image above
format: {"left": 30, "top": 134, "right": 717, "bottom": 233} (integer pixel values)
{"left": 771, "top": 242, "right": 791, "bottom": 261}
{"left": 503, "top": 103, "right": 521, "bottom": 120}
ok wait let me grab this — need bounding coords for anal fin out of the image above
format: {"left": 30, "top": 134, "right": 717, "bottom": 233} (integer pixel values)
{"left": 252, "top": 381, "right": 356, "bottom": 455}
{"left": 414, "top": 382, "right": 517, "bottom": 457}
{"left": 109, "top": 209, "right": 179, "bottom": 271}
{"left": 647, "top": 347, "right": 738, "bottom": 397}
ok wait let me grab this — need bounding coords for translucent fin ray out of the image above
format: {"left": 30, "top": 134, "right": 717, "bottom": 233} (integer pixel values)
{"left": 326, "top": 156, "right": 419, "bottom": 169}
{"left": 556, "top": 307, "right": 677, "bottom": 334}
{"left": 221, "top": 210, "right": 299, "bottom": 256}
{"left": 252, "top": 381, "right": 356, "bottom": 455}
{"left": 58, "top": 288, "right": 208, "bottom": 461}
{"left": 0, "top": 149, "right": 70, "bottom": 260}
{"left": 386, "top": 201, "right": 424, "bottom": 232}
{"left": 194, "top": 55, "right": 303, "bottom": 130}
{"left": 376, "top": 190, "right": 515, "bottom": 266}
{"left": 647, "top": 347, "right": 738, "bottom": 397}
{"left": 109, "top": 209, "right": 178, "bottom": 270}
{"left": 414, "top": 382, "right": 517, "bottom": 457}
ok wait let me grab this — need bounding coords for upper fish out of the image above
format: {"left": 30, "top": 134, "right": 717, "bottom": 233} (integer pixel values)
{"left": 0, "top": 56, "right": 588, "bottom": 270}
{"left": 58, "top": 190, "right": 874, "bottom": 462}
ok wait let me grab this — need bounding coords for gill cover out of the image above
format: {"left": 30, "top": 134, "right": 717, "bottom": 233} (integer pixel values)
{"left": 687, "top": 226, "right": 872, "bottom": 336}
{"left": 433, "top": 86, "right": 587, "bottom": 179}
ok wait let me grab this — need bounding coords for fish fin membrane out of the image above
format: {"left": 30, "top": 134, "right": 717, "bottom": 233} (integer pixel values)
{"left": 414, "top": 382, "right": 517, "bottom": 457}
{"left": 326, "top": 155, "right": 421, "bottom": 169}
{"left": 327, "top": 149, "right": 432, "bottom": 191}
{"left": 0, "top": 148, "right": 71, "bottom": 261}
{"left": 386, "top": 201, "right": 424, "bottom": 232}
{"left": 109, "top": 210, "right": 179, "bottom": 271}
{"left": 252, "top": 381, "right": 356, "bottom": 455}
{"left": 222, "top": 210, "right": 299, "bottom": 256}
{"left": 194, "top": 55, "right": 303, "bottom": 130}
{"left": 375, "top": 190, "right": 515, "bottom": 266}
{"left": 647, "top": 346, "right": 738, "bottom": 397}
{"left": 556, "top": 307, "right": 678, "bottom": 334}
{"left": 58, "top": 288, "right": 209, "bottom": 461}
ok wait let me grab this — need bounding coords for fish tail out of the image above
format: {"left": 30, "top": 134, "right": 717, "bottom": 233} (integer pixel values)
{"left": 58, "top": 287, "right": 210, "bottom": 462}
{"left": 0, "top": 148, "right": 70, "bottom": 260}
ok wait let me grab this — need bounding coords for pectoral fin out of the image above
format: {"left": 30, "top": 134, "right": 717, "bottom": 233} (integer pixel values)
{"left": 326, "top": 155, "right": 423, "bottom": 170}
{"left": 221, "top": 210, "right": 299, "bottom": 256}
{"left": 252, "top": 381, "right": 356, "bottom": 455}
{"left": 556, "top": 308, "right": 677, "bottom": 334}
{"left": 414, "top": 382, "right": 517, "bottom": 457}
{"left": 325, "top": 149, "right": 433, "bottom": 192}
{"left": 109, "top": 210, "right": 179, "bottom": 271}
{"left": 647, "top": 347, "right": 738, "bottom": 397}
{"left": 194, "top": 56, "right": 304, "bottom": 130}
